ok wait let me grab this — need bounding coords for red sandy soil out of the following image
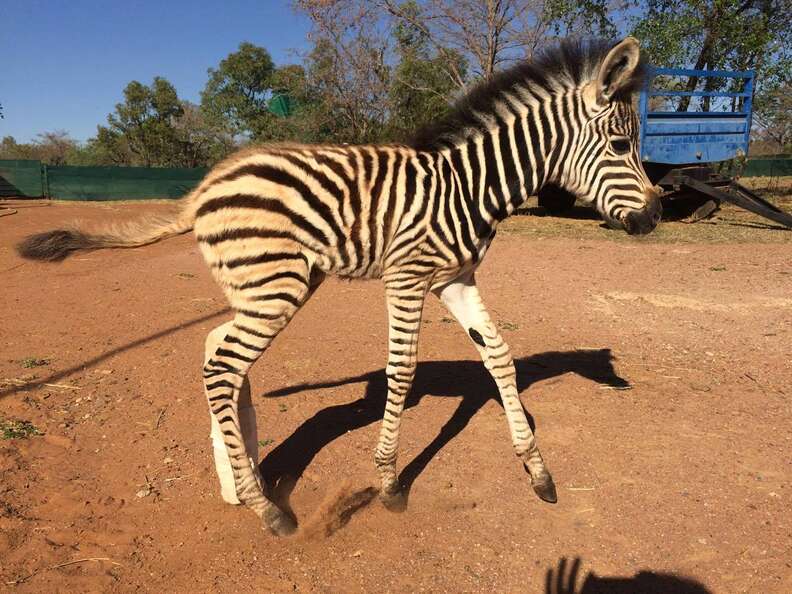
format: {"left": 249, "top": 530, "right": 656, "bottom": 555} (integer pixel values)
{"left": 1, "top": 200, "right": 790, "bottom": 593}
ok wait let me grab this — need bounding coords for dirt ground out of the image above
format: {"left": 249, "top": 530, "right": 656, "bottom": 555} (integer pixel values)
{"left": 1, "top": 194, "right": 790, "bottom": 593}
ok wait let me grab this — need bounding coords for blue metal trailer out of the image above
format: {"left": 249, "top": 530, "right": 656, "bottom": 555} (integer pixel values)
{"left": 638, "top": 66, "right": 792, "bottom": 228}
{"left": 639, "top": 67, "right": 754, "bottom": 166}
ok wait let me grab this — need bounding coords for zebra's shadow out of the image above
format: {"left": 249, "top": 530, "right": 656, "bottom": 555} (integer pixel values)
{"left": 258, "top": 348, "right": 629, "bottom": 523}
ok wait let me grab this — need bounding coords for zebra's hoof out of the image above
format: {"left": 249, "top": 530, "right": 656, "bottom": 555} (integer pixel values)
{"left": 264, "top": 507, "right": 297, "bottom": 536}
{"left": 380, "top": 489, "right": 407, "bottom": 512}
{"left": 531, "top": 472, "right": 558, "bottom": 504}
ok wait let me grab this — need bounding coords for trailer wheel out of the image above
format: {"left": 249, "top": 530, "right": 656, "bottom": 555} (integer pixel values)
{"left": 538, "top": 184, "right": 577, "bottom": 214}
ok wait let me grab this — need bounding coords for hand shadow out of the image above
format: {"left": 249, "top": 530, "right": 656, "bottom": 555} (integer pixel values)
{"left": 546, "top": 557, "right": 712, "bottom": 594}
{"left": 259, "top": 348, "right": 629, "bottom": 520}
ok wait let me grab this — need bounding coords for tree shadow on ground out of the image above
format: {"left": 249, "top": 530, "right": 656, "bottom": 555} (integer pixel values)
{"left": 259, "top": 348, "right": 629, "bottom": 519}
{"left": 546, "top": 557, "right": 712, "bottom": 594}
{"left": 0, "top": 308, "right": 230, "bottom": 401}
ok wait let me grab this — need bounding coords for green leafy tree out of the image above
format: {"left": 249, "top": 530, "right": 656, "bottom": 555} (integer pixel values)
{"left": 386, "top": 1, "right": 466, "bottom": 139}
{"left": 0, "top": 132, "right": 85, "bottom": 165}
{"left": 249, "top": 63, "right": 334, "bottom": 143}
{"left": 65, "top": 138, "right": 118, "bottom": 166}
{"left": 543, "top": 0, "right": 618, "bottom": 38}
{"left": 0, "top": 136, "right": 36, "bottom": 160}
{"left": 633, "top": 0, "right": 791, "bottom": 112}
{"left": 173, "top": 101, "right": 237, "bottom": 166}
{"left": 201, "top": 42, "right": 277, "bottom": 138}
{"left": 753, "top": 79, "right": 792, "bottom": 152}
{"left": 95, "top": 77, "right": 186, "bottom": 166}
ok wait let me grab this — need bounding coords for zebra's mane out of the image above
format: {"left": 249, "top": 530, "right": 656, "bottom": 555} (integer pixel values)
{"left": 409, "top": 38, "right": 646, "bottom": 151}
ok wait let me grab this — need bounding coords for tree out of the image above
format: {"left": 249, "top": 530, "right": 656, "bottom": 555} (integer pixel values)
{"left": 173, "top": 101, "right": 237, "bottom": 167}
{"left": 752, "top": 80, "right": 792, "bottom": 152}
{"left": 201, "top": 42, "right": 276, "bottom": 138}
{"left": 94, "top": 77, "right": 189, "bottom": 166}
{"left": 381, "top": 0, "right": 619, "bottom": 90}
{"left": 0, "top": 132, "right": 85, "bottom": 165}
{"left": 633, "top": 0, "right": 792, "bottom": 111}
{"left": 32, "top": 130, "right": 79, "bottom": 165}
{"left": 297, "top": 0, "right": 625, "bottom": 144}
{"left": 249, "top": 63, "right": 337, "bottom": 143}
{"left": 386, "top": 0, "right": 466, "bottom": 139}
{"left": 296, "top": 0, "right": 393, "bottom": 143}
{"left": 0, "top": 136, "right": 36, "bottom": 160}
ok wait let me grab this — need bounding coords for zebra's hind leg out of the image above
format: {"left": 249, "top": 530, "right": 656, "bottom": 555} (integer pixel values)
{"left": 204, "top": 321, "right": 260, "bottom": 506}
{"left": 203, "top": 263, "right": 322, "bottom": 536}
{"left": 435, "top": 273, "right": 557, "bottom": 503}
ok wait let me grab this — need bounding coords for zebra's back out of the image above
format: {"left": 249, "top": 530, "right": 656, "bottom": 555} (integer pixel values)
{"left": 192, "top": 142, "right": 444, "bottom": 284}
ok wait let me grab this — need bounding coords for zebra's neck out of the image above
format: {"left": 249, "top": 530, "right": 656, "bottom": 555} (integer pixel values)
{"left": 437, "top": 88, "right": 571, "bottom": 237}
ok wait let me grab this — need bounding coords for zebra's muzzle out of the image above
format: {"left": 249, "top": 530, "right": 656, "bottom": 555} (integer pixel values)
{"left": 623, "top": 191, "right": 662, "bottom": 235}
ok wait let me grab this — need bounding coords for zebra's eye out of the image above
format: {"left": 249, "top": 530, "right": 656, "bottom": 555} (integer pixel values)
{"left": 611, "top": 138, "right": 631, "bottom": 154}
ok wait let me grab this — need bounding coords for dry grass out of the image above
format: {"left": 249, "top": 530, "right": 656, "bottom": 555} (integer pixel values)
{"left": 738, "top": 175, "right": 792, "bottom": 198}
{"left": 504, "top": 176, "right": 792, "bottom": 244}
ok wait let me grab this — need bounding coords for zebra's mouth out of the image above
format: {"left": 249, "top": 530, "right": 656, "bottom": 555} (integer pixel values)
{"left": 622, "top": 207, "right": 662, "bottom": 235}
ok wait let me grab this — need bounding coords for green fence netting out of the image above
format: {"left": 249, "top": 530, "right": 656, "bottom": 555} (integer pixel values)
{"left": 46, "top": 165, "right": 208, "bottom": 200}
{"left": 0, "top": 160, "right": 44, "bottom": 197}
{"left": 743, "top": 157, "right": 792, "bottom": 177}
{"left": 0, "top": 160, "right": 207, "bottom": 200}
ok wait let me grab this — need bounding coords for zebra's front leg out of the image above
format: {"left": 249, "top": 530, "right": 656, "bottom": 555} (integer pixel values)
{"left": 375, "top": 278, "right": 428, "bottom": 510}
{"left": 435, "top": 273, "right": 557, "bottom": 503}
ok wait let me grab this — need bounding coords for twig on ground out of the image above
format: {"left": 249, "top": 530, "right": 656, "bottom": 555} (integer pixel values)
{"left": 0, "top": 263, "right": 26, "bottom": 274}
{"left": 163, "top": 475, "right": 190, "bottom": 483}
{"left": 744, "top": 372, "right": 767, "bottom": 395}
{"left": 5, "top": 557, "right": 121, "bottom": 586}
{"left": 622, "top": 362, "right": 700, "bottom": 372}
{"left": 154, "top": 407, "right": 166, "bottom": 430}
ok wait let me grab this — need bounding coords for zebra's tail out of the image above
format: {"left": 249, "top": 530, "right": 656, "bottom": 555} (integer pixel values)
{"left": 16, "top": 193, "right": 199, "bottom": 262}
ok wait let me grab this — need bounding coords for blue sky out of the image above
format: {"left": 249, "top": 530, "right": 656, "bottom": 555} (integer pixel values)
{"left": 0, "top": 1, "right": 311, "bottom": 142}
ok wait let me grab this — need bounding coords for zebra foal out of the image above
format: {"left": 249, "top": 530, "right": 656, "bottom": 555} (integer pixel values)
{"left": 18, "top": 37, "right": 660, "bottom": 535}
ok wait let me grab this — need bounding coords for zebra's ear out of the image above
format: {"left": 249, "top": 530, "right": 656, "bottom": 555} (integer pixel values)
{"left": 596, "top": 37, "right": 641, "bottom": 103}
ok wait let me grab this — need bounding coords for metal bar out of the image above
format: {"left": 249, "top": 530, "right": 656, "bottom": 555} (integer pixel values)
{"left": 643, "top": 131, "right": 747, "bottom": 138}
{"left": 681, "top": 176, "right": 792, "bottom": 228}
{"left": 649, "top": 90, "right": 751, "bottom": 98}
{"left": 638, "top": 70, "right": 651, "bottom": 157}
{"left": 650, "top": 67, "right": 754, "bottom": 78}
{"left": 730, "top": 182, "right": 790, "bottom": 214}
{"left": 41, "top": 163, "right": 49, "bottom": 199}
{"left": 743, "top": 72, "right": 755, "bottom": 152}
{"left": 646, "top": 111, "right": 749, "bottom": 116}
